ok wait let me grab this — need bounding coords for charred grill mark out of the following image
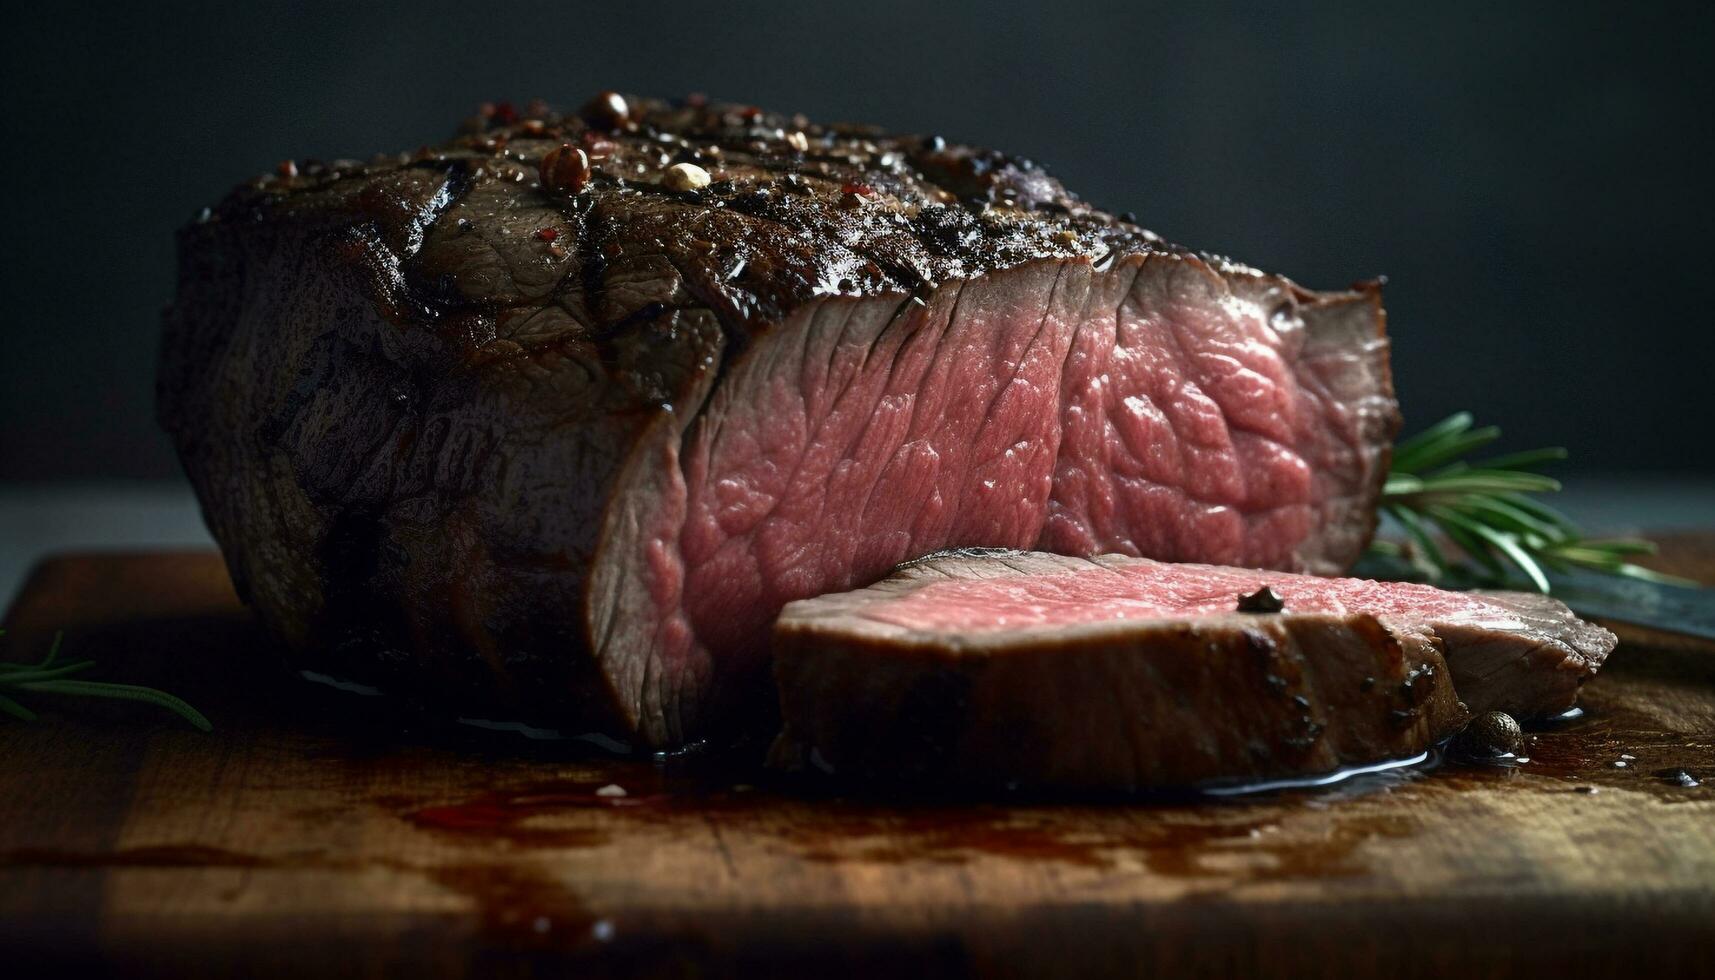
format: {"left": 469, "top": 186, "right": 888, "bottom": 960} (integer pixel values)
{"left": 222, "top": 93, "right": 1190, "bottom": 338}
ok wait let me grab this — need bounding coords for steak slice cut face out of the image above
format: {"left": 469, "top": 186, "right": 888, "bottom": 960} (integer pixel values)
{"left": 771, "top": 550, "right": 1616, "bottom": 790}
{"left": 160, "top": 93, "right": 1400, "bottom": 747}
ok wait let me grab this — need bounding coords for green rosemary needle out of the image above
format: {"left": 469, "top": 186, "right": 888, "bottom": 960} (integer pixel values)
{"left": 1371, "top": 412, "right": 1692, "bottom": 592}
{"left": 0, "top": 630, "right": 212, "bottom": 731}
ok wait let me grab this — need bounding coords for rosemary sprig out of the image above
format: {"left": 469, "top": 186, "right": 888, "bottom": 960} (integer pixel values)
{"left": 1373, "top": 412, "right": 1693, "bottom": 593}
{"left": 0, "top": 629, "right": 212, "bottom": 731}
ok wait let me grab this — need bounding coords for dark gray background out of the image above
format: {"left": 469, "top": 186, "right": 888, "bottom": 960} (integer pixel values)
{"left": 3, "top": 1, "right": 1711, "bottom": 480}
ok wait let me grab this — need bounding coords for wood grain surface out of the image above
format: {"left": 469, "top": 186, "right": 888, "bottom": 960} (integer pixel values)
{"left": 1, "top": 541, "right": 1713, "bottom": 978}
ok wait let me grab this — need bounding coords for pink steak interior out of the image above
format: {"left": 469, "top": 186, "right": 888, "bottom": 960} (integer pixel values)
{"left": 861, "top": 558, "right": 1510, "bottom": 633}
{"left": 597, "top": 254, "right": 1390, "bottom": 738}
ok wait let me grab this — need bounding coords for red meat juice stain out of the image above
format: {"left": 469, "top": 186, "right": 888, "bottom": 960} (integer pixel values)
{"left": 397, "top": 762, "right": 727, "bottom": 848}
{"left": 1442, "top": 698, "right": 1713, "bottom": 800}
{"left": 387, "top": 685, "right": 1712, "bottom": 883}
{"left": 405, "top": 783, "right": 640, "bottom": 849}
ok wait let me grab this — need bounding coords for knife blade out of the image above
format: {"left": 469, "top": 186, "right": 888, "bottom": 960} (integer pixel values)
{"left": 1547, "top": 569, "right": 1715, "bottom": 643}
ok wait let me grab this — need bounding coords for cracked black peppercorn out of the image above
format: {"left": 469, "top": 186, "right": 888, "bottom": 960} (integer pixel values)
{"left": 1236, "top": 585, "right": 1285, "bottom": 613}
{"left": 1455, "top": 711, "right": 1524, "bottom": 757}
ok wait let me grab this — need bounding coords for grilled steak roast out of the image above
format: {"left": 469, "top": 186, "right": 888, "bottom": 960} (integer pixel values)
{"left": 159, "top": 93, "right": 1399, "bottom": 748}
{"left": 772, "top": 550, "right": 1615, "bottom": 789}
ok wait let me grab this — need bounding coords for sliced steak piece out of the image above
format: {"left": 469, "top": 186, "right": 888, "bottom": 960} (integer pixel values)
{"left": 159, "top": 93, "right": 1399, "bottom": 748}
{"left": 771, "top": 550, "right": 1615, "bottom": 790}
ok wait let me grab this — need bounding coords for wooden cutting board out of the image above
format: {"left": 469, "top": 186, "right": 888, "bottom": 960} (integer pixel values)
{"left": 2, "top": 540, "right": 1713, "bottom": 978}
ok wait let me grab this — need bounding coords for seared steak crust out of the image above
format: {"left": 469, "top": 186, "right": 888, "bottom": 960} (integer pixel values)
{"left": 160, "top": 94, "right": 1400, "bottom": 745}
